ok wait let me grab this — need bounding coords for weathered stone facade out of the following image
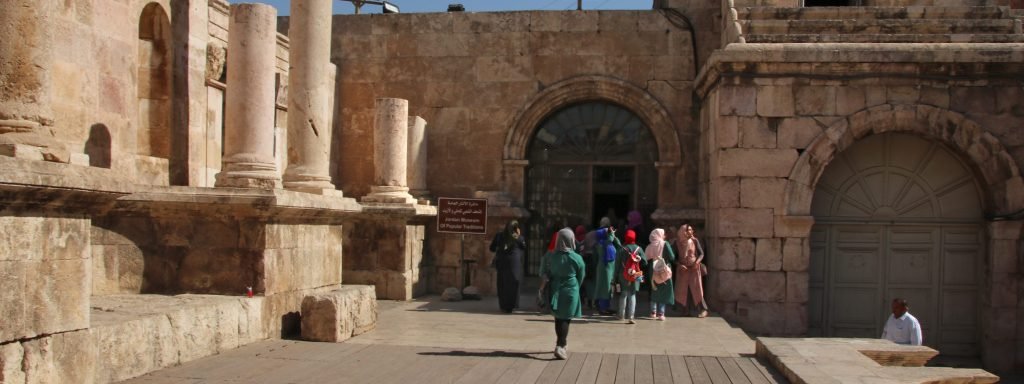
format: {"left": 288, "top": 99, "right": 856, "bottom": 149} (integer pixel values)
{"left": 1, "top": 0, "right": 1023, "bottom": 380}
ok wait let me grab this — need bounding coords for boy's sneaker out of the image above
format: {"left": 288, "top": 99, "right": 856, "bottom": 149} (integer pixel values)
{"left": 650, "top": 312, "right": 657, "bottom": 319}
{"left": 628, "top": 318, "right": 636, "bottom": 324}
{"left": 555, "top": 346, "right": 568, "bottom": 360}
{"left": 658, "top": 314, "right": 666, "bottom": 321}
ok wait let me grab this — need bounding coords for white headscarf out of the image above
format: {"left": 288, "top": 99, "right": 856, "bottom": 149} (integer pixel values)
{"left": 645, "top": 228, "right": 665, "bottom": 261}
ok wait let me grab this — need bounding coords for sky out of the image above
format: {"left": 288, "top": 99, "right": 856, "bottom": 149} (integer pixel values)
{"left": 227, "top": 0, "right": 651, "bottom": 15}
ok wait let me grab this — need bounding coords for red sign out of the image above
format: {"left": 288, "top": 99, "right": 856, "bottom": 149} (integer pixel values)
{"left": 437, "top": 198, "right": 487, "bottom": 234}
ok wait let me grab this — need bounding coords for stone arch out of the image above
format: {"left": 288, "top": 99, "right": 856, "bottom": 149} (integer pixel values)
{"left": 504, "top": 75, "right": 682, "bottom": 165}
{"left": 785, "top": 104, "right": 1023, "bottom": 217}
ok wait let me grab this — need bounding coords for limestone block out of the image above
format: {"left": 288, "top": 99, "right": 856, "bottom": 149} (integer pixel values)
{"left": 0, "top": 341, "right": 26, "bottom": 384}
{"left": 716, "top": 116, "right": 739, "bottom": 149}
{"left": 887, "top": 85, "right": 920, "bottom": 105}
{"left": 794, "top": 86, "right": 837, "bottom": 116}
{"left": 442, "top": 287, "right": 463, "bottom": 301}
{"left": 712, "top": 237, "right": 755, "bottom": 271}
{"left": 774, "top": 215, "right": 815, "bottom": 238}
{"left": 835, "top": 86, "right": 867, "bottom": 116}
{"left": 712, "top": 177, "right": 740, "bottom": 208}
{"left": 786, "top": 272, "right": 808, "bottom": 303}
{"left": 919, "top": 86, "right": 949, "bottom": 110}
{"left": 755, "top": 238, "right": 782, "bottom": 271}
{"left": 715, "top": 271, "right": 786, "bottom": 302}
{"left": 738, "top": 117, "right": 776, "bottom": 149}
{"left": 530, "top": 12, "right": 561, "bottom": 32}
{"left": 756, "top": 86, "right": 794, "bottom": 117}
{"left": 561, "top": 11, "right": 599, "bottom": 32}
{"left": 719, "top": 86, "right": 756, "bottom": 116}
{"left": 782, "top": 238, "right": 808, "bottom": 272}
{"left": 50, "top": 330, "right": 96, "bottom": 384}
{"left": 3, "top": 258, "right": 90, "bottom": 342}
{"left": 740, "top": 177, "right": 786, "bottom": 209}
{"left": 22, "top": 337, "right": 56, "bottom": 383}
{"left": 718, "top": 148, "right": 799, "bottom": 178}
{"left": 784, "top": 302, "right": 807, "bottom": 336}
{"left": 733, "top": 301, "right": 787, "bottom": 335}
{"left": 777, "top": 118, "right": 821, "bottom": 149}
{"left": 715, "top": 208, "right": 774, "bottom": 238}
{"left": 300, "top": 286, "right": 378, "bottom": 342}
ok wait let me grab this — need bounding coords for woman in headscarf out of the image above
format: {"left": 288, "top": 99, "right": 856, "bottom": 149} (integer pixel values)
{"left": 489, "top": 220, "right": 526, "bottom": 313}
{"left": 646, "top": 228, "right": 675, "bottom": 320}
{"left": 591, "top": 218, "right": 621, "bottom": 316}
{"left": 674, "top": 224, "right": 708, "bottom": 318}
{"left": 542, "top": 228, "right": 585, "bottom": 360}
{"left": 537, "top": 231, "right": 560, "bottom": 314}
{"left": 613, "top": 229, "right": 646, "bottom": 324}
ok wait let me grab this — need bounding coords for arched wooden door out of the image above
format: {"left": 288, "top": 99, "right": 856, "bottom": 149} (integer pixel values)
{"left": 809, "top": 133, "right": 984, "bottom": 357}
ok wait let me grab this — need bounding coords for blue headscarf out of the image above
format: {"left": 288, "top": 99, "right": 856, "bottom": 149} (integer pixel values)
{"left": 596, "top": 227, "right": 616, "bottom": 263}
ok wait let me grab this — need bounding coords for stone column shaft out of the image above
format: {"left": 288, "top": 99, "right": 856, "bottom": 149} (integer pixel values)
{"left": 0, "top": 0, "right": 68, "bottom": 162}
{"left": 407, "top": 116, "right": 429, "bottom": 199}
{"left": 217, "top": 3, "right": 280, "bottom": 189}
{"left": 283, "top": 0, "right": 337, "bottom": 194}
{"left": 362, "top": 98, "right": 415, "bottom": 204}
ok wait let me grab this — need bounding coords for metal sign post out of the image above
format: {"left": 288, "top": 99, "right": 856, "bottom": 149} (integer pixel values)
{"left": 437, "top": 198, "right": 488, "bottom": 291}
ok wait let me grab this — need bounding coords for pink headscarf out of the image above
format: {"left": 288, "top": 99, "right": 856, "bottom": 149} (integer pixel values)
{"left": 645, "top": 228, "right": 665, "bottom": 261}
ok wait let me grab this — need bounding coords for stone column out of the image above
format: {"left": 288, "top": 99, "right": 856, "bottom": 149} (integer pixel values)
{"left": 216, "top": 4, "right": 280, "bottom": 189}
{"left": 282, "top": 0, "right": 338, "bottom": 194}
{"left": 407, "top": 116, "right": 430, "bottom": 201}
{"left": 362, "top": 98, "right": 415, "bottom": 204}
{"left": 0, "top": 0, "right": 68, "bottom": 162}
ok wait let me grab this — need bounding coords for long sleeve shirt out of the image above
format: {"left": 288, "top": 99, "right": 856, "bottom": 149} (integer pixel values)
{"left": 882, "top": 312, "right": 922, "bottom": 346}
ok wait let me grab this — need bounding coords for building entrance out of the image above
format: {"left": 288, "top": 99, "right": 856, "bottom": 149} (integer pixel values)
{"left": 524, "top": 102, "right": 658, "bottom": 275}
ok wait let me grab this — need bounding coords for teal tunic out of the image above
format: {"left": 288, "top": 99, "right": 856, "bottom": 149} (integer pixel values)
{"left": 614, "top": 244, "right": 647, "bottom": 292}
{"left": 591, "top": 231, "right": 621, "bottom": 300}
{"left": 544, "top": 250, "right": 586, "bottom": 319}
{"left": 650, "top": 244, "right": 676, "bottom": 305}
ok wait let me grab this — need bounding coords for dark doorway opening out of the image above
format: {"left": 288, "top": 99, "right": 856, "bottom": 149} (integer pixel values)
{"left": 592, "top": 194, "right": 630, "bottom": 229}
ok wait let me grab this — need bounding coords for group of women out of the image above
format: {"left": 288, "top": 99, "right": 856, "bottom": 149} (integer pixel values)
{"left": 489, "top": 216, "right": 709, "bottom": 360}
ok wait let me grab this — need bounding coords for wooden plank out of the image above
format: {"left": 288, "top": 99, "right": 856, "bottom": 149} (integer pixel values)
{"left": 576, "top": 353, "right": 604, "bottom": 384}
{"left": 634, "top": 355, "right": 654, "bottom": 384}
{"left": 595, "top": 354, "right": 619, "bottom": 384}
{"left": 717, "top": 358, "right": 752, "bottom": 384}
{"left": 514, "top": 359, "right": 552, "bottom": 384}
{"left": 536, "top": 356, "right": 568, "bottom": 384}
{"left": 308, "top": 344, "right": 402, "bottom": 382}
{"left": 667, "top": 355, "right": 692, "bottom": 384}
{"left": 650, "top": 355, "right": 673, "bottom": 384}
{"left": 733, "top": 358, "right": 772, "bottom": 384}
{"left": 556, "top": 352, "right": 588, "bottom": 384}
{"left": 614, "top": 354, "right": 635, "bottom": 384}
{"left": 700, "top": 357, "right": 730, "bottom": 384}
{"left": 685, "top": 357, "right": 712, "bottom": 384}
{"left": 495, "top": 358, "right": 550, "bottom": 384}
{"left": 453, "top": 353, "right": 519, "bottom": 384}
{"left": 496, "top": 359, "right": 536, "bottom": 384}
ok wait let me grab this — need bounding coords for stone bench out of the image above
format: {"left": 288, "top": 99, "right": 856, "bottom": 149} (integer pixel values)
{"left": 300, "top": 285, "right": 377, "bottom": 342}
{"left": 756, "top": 338, "right": 999, "bottom": 384}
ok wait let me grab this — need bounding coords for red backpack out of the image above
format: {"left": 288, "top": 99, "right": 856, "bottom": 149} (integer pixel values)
{"left": 622, "top": 246, "right": 643, "bottom": 283}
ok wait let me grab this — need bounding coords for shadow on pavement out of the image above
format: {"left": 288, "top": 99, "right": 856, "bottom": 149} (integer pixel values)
{"left": 417, "top": 350, "right": 556, "bottom": 361}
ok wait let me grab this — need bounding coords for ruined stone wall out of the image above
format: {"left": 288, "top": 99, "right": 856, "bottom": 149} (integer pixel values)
{"left": 326, "top": 10, "right": 699, "bottom": 205}
{"left": 343, "top": 218, "right": 427, "bottom": 299}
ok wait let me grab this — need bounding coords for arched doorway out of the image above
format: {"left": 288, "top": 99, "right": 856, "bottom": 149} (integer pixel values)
{"left": 524, "top": 102, "right": 658, "bottom": 274}
{"left": 808, "top": 132, "right": 984, "bottom": 357}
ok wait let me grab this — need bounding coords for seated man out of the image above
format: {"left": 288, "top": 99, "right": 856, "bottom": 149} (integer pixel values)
{"left": 881, "top": 298, "right": 922, "bottom": 346}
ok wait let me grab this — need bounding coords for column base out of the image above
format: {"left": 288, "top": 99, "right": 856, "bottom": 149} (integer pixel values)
{"left": 361, "top": 185, "right": 416, "bottom": 204}
{"left": 283, "top": 172, "right": 336, "bottom": 193}
{"left": 287, "top": 187, "right": 345, "bottom": 197}
{"left": 410, "top": 189, "right": 432, "bottom": 205}
{"left": 0, "top": 120, "right": 70, "bottom": 163}
{"left": 215, "top": 163, "right": 281, "bottom": 189}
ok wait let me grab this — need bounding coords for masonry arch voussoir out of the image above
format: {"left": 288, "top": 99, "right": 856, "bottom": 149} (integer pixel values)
{"left": 504, "top": 75, "right": 682, "bottom": 165}
{"left": 785, "top": 103, "right": 1023, "bottom": 216}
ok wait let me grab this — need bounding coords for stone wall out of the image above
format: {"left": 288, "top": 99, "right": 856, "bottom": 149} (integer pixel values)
{"left": 322, "top": 10, "right": 699, "bottom": 209}
{"left": 698, "top": 43, "right": 1024, "bottom": 371}
{"left": 343, "top": 215, "right": 429, "bottom": 300}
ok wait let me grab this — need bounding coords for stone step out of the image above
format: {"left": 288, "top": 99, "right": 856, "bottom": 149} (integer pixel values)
{"left": 740, "top": 18, "right": 1016, "bottom": 35}
{"left": 743, "top": 33, "right": 1024, "bottom": 43}
{"left": 736, "top": 6, "right": 1009, "bottom": 21}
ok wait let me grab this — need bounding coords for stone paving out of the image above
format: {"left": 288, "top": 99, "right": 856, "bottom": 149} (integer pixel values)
{"left": 122, "top": 292, "right": 765, "bottom": 383}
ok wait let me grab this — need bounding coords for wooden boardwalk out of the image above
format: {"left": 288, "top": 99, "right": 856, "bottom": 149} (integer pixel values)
{"left": 124, "top": 341, "right": 788, "bottom": 384}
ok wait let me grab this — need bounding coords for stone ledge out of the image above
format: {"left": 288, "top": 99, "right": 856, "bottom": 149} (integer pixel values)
{"left": 300, "top": 285, "right": 378, "bottom": 343}
{"left": 756, "top": 338, "right": 998, "bottom": 384}
{"left": 112, "top": 186, "right": 363, "bottom": 220}
{"left": 88, "top": 294, "right": 266, "bottom": 383}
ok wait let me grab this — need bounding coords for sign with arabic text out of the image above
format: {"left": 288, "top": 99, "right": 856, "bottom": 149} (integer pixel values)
{"left": 437, "top": 198, "right": 487, "bottom": 234}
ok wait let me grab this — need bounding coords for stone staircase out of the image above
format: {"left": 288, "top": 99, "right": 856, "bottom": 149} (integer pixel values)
{"left": 733, "top": 5, "right": 1024, "bottom": 44}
